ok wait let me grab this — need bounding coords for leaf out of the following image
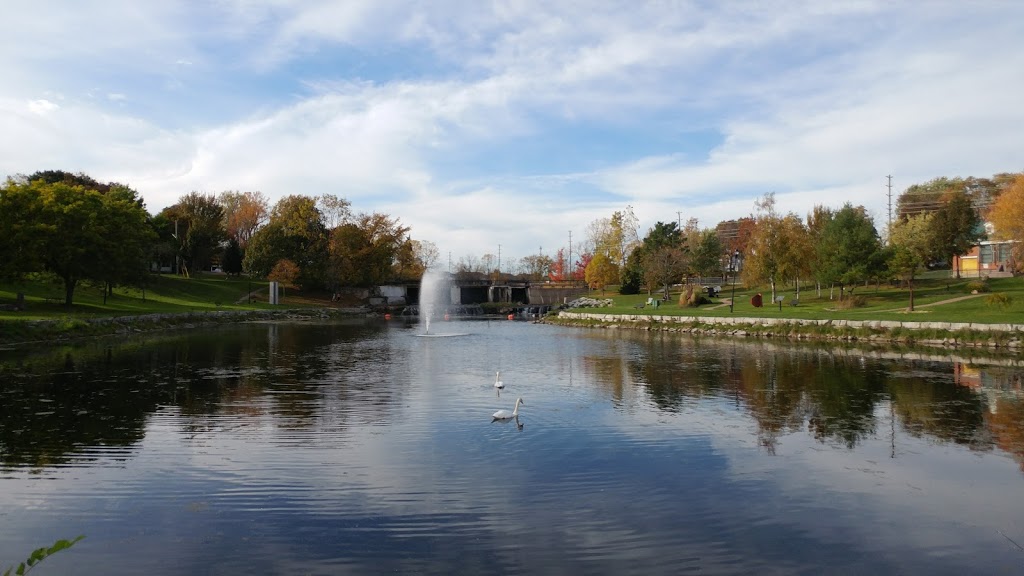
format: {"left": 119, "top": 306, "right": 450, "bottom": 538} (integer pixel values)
{"left": 15, "top": 563, "right": 24, "bottom": 576}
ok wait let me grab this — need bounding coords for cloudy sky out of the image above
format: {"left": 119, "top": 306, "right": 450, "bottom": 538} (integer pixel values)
{"left": 2, "top": 1, "right": 1022, "bottom": 267}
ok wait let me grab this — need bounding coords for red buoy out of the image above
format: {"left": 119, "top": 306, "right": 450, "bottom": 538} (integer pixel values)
{"left": 444, "top": 313, "right": 450, "bottom": 321}
{"left": 384, "top": 313, "right": 392, "bottom": 320}
{"left": 507, "top": 314, "right": 514, "bottom": 320}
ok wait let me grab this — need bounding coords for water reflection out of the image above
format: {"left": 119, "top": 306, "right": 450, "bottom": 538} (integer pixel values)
{"left": 1, "top": 322, "right": 1024, "bottom": 574}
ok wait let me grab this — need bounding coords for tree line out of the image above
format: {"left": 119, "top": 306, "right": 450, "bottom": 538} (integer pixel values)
{"left": 575, "top": 172, "right": 1024, "bottom": 311}
{"left": 0, "top": 171, "right": 438, "bottom": 306}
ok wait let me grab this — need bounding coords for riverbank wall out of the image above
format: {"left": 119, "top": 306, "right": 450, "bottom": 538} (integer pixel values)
{"left": 546, "top": 311, "right": 1024, "bottom": 352}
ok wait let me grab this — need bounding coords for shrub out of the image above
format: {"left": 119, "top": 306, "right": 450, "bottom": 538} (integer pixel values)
{"left": 834, "top": 295, "right": 866, "bottom": 309}
{"left": 985, "top": 292, "right": 1013, "bottom": 308}
{"left": 965, "top": 280, "right": 990, "bottom": 293}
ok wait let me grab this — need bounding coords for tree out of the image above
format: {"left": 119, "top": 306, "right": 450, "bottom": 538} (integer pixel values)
{"left": 643, "top": 245, "right": 688, "bottom": 299}
{"left": 317, "top": 194, "right": 353, "bottom": 230}
{"left": 161, "top": 192, "right": 226, "bottom": 275}
{"left": 897, "top": 177, "right": 965, "bottom": 219}
{"left": 1, "top": 178, "right": 153, "bottom": 306}
{"left": 245, "top": 195, "right": 329, "bottom": 289}
{"left": 584, "top": 252, "right": 617, "bottom": 294}
{"left": 218, "top": 191, "right": 268, "bottom": 249}
{"left": 742, "top": 193, "right": 786, "bottom": 302}
{"left": 94, "top": 184, "right": 157, "bottom": 298}
{"left": 327, "top": 212, "right": 410, "bottom": 287}
{"left": 691, "top": 229, "right": 724, "bottom": 279}
{"left": 888, "top": 214, "right": 936, "bottom": 311}
{"left": 930, "top": 189, "right": 982, "bottom": 278}
{"left": 625, "top": 221, "right": 684, "bottom": 295}
{"left": 988, "top": 174, "right": 1024, "bottom": 272}
{"left": 0, "top": 177, "right": 45, "bottom": 285}
{"left": 221, "top": 238, "right": 244, "bottom": 276}
{"left": 816, "top": 203, "right": 883, "bottom": 299}
{"left": 520, "top": 253, "right": 554, "bottom": 281}
{"left": 268, "top": 259, "right": 300, "bottom": 296}
{"left": 549, "top": 248, "right": 568, "bottom": 282}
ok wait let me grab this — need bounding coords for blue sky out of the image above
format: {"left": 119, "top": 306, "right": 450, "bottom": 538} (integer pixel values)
{"left": 3, "top": 1, "right": 1022, "bottom": 268}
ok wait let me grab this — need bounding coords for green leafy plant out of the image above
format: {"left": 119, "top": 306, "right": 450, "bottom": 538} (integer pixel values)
{"left": 3, "top": 536, "right": 84, "bottom": 576}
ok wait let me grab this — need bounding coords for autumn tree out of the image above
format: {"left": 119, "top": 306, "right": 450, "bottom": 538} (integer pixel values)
{"left": 584, "top": 252, "right": 618, "bottom": 294}
{"left": 549, "top": 248, "right": 568, "bottom": 282}
{"left": 218, "top": 191, "right": 268, "bottom": 250}
{"left": 268, "top": 259, "right": 300, "bottom": 296}
{"left": 742, "top": 193, "right": 787, "bottom": 303}
{"left": 328, "top": 212, "right": 410, "bottom": 287}
{"left": 988, "top": 173, "right": 1024, "bottom": 272}
{"left": 244, "top": 195, "right": 329, "bottom": 289}
{"left": 888, "top": 214, "right": 936, "bottom": 311}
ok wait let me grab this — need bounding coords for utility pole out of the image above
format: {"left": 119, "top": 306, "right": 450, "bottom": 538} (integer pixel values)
{"left": 677, "top": 211, "right": 682, "bottom": 230}
{"left": 568, "top": 231, "right": 573, "bottom": 283}
{"left": 497, "top": 244, "right": 501, "bottom": 274}
{"left": 887, "top": 174, "right": 893, "bottom": 227}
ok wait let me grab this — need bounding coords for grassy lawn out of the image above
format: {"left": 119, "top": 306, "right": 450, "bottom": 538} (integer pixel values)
{"left": 0, "top": 273, "right": 277, "bottom": 320}
{"left": 581, "top": 276, "right": 1024, "bottom": 325}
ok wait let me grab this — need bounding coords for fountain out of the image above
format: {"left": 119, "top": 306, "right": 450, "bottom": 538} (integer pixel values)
{"left": 415, "top": 268, "right": 467, "bottom": 337}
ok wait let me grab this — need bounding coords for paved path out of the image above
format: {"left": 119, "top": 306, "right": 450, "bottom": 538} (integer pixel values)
{"left": 878, "top": 293, "right": 984, "bottom": 312}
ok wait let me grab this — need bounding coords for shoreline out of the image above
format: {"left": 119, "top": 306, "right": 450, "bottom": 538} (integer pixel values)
{"left": 544, "top": 310, "right": 1024, "bottom": 354}
{"left": 0, "top": 307, "right": 372, "bottom": 347}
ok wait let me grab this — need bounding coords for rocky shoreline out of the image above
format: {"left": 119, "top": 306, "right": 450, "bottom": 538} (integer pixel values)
{"left": 544, "top": 311, "right": 1024, "bottom": 353}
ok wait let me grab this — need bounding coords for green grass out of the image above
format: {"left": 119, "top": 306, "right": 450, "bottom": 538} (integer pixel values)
{"left": 0, "top": 273, "right": 273, "bottom": 320}
{"left": 581, "top": 276, "right": 1024, "bottom": 325}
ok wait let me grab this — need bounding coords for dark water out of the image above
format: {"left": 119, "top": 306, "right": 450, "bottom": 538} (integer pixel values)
{"left": 1, "top": 319, "right": 1023, "bottom": 575}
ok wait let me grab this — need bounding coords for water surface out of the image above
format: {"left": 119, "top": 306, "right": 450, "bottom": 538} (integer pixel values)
{"left": 1, "top": 319, "right": 1023, "bottom": 575}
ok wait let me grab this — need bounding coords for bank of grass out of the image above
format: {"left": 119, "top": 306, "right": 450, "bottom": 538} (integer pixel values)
{"left": 0, "top": 273, "right": 352, "bottom": 344}
{"left": 584, "top": 276, "right": 1024, "bottom": 325}
{"left": 0, "top": 273, "right": 278, "bottom": 320}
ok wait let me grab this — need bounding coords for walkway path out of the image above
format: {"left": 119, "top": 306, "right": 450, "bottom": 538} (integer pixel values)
{"left": 235, "top": 288, "right": 265, "bottom": 304}
{"left": 878, "top": 293, "right": 984, "bottom": 312}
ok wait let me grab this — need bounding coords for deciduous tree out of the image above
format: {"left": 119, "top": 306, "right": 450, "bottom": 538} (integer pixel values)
{"left": 888, "top": 214, "right": 936, "bottom": 311}
{"left": 930, "top": 189, "right": 982, "bottom": 278}
{"left": 988, "top": 173, "right": 1024, "bottom": 272}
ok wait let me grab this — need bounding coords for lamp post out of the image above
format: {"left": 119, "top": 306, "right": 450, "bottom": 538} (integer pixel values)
{"left": 729, "top": 250, "right": 740, "bottom": 313}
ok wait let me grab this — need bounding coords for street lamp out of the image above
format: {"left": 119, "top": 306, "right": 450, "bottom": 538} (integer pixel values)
{"left": 729, "top": 250, "right": 740, "bottom": 313}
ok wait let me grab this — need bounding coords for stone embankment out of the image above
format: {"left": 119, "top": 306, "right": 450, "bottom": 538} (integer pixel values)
{"left": 547, "top": 311, "right": 1024, "bottom": 352}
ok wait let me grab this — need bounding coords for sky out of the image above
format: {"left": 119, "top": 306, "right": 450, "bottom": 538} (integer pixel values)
{"left": 2, "top": 1, "right": 1023, "bottom": 269}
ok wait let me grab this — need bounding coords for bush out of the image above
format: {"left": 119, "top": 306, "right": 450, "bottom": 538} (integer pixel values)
{"left": 965, "top": 280, "right": 990, "bottom": 293}
{"left": 834, "top": 295, "right": 867, "bottom": 309}
{"left": 985, "top": 292, "right": 1013, "bottom": 308}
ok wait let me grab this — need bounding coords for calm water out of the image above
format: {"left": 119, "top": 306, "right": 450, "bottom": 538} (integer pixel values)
{"left": 1, "top": 319, "right": 1023, "bottom": 575}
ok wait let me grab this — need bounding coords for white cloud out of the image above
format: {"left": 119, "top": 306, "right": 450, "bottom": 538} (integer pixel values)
{"left": 1, "top": 1, "right": 1022, "bottom": 262}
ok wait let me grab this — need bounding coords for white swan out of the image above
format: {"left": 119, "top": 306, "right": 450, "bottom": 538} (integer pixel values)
{"left": 492, "top": 397, "right": 524, "bottom": 420}
{"left": 494, "top": 371, "right": 504, "bottom": 389}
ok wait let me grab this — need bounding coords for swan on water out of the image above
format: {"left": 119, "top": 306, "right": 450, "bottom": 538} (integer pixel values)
{"left": 492, "top": 397, "right": 524, "bottom": 420}
{"left": 494, "top": 371, "right": 505, "bottom": 389}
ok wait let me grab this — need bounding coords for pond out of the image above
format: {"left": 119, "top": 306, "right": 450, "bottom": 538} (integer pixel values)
{"left": 1, "top": 319, "right": 1023, "bottom": 575}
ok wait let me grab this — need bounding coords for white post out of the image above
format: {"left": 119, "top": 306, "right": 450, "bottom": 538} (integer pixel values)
{"left": 269, "top": 281, "right": 279, "bottom": 305}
